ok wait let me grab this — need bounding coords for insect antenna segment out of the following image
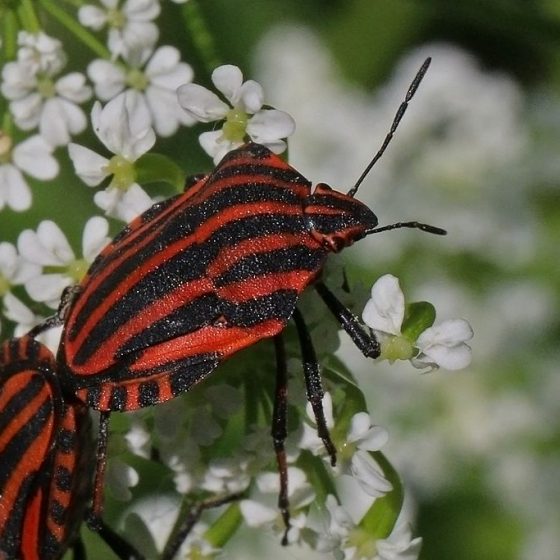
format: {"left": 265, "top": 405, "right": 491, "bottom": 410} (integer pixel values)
{"left": 347, "top": 57, "right": 432, "bottom": 198}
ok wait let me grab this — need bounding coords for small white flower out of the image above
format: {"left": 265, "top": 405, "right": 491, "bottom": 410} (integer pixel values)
{"left": 69, "top": 92, "right": 155, "bottom": 221}
{"left": 362, "top": 274, "right": 473, "bottom": 371}
{"left": 374, "top": 522, "right": 423, "bottom": 560}
{"left": 0, "top": 133, "right": 59, "bottom": 211}
{"left": 1, "top": 33, "right": 91, "bottom": 146}
{"left": 177, "top": 64, "right": 295, "bottom": 163}
{"left": 16, "top": 31, "right": 66, "bottom": 75}
{"left": 88, "top": 44, "right": 194, "bottom": 137}
{"left": 200, "top": 456, "right": 251, "bottom": 495}
{"left": 18, "top": 217, "right": 110, "bottom": 307}
{"left": 79, "top": 0, "right": 160, "bottom": 59}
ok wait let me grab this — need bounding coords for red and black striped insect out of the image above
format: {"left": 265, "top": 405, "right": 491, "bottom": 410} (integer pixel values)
{"left": 34, "top": 58, "right": 442, "bottom": 541}
{"left": 0, "top": 336, "right": 89, "bottom": 559}
{"left": 0, "top": 336, "right": 145, "bottom": 560}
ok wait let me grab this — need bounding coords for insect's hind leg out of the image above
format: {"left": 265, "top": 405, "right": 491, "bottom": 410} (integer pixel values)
{"left": 314, "top": 281, "right": 380, "bottom": 358}
{"left": 271, "top": 334, "right": 291, "bottom": 545}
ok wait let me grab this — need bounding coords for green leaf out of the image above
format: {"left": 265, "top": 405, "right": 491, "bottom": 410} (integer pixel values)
{"left": 360, "top": 451, "right": 404, "bottom": 538}
{"left": 136, "top": 153, "right": 186, "bottom": 191}
{"left": 402, "top": 301, "right": 436, "bottom": 342}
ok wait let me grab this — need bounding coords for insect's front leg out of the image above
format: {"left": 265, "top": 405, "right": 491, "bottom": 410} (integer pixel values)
{"left": 314, "top": 281, "right": 380, "bottom": 358}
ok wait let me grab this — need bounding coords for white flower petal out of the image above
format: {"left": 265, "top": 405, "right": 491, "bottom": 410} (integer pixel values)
{"left": 237, "top": 80, "right": 264, "bottom": 113}
{"left": 239, "top": 499, "right": 278, "bottom": 527}
{"left": 0, "top": 165, "right": 32, "bottom": 211}
{"left": 40, "top": 97, "right": 87, "bottom": 146}
{"left": 246, "top": 109, "right": 295, "bottom": 144}
{"left": 350, "top": 451, "right": 393, "bottom": 497}
{"left": 68, "top": 143, "right": 109, "bottom": 186}
{"left": 25, "top": 273, "right": 71, "bottom": 306}
{"left": 414, "top": 319, "right": 473, "bottom": 370}
{"left": 347, "top": 413, "right": 389, "bottom": 451}
{"left": 3, "top": 292, "right": 36, "bottom": 324}
{"left": 88, "top": 59, "right": 126, "bottom": 100}
{"left": 362, "top": 274, "right": 405, "bottom": 336}
{"left": 12, "top": 135, "right": 59, "bottom": 180}
{"left": 124, "top": 0, "right": 161, "bottom": 21}
{"left": 78, "top": 6, "right": 108, "bottom": 30}
{"left": 10, "top": 93, "right": 42, "bottom": 130}
{"left": 94, "top": 182, "right": 153, "bottom": 222}
{"left": 177, "top": 83, "right": 229, "bottom": 122}
{"left": 211, "top": 65, "right": 243, "bottom": 102}
{"left": 18, "top": 220, "right": 74, "bottom": 266}
{"left": 82, "top": 216, "right": 110, "bottom": 261}
{"left": 54, "top": 72, "right": 92, "bottom": 103}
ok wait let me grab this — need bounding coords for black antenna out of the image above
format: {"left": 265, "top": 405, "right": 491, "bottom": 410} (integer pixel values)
{"left": 348, "top": 57, "right": 431, "bottom": 198}
{"left": 365, "top": 221, "right": 446, "bottom": 237}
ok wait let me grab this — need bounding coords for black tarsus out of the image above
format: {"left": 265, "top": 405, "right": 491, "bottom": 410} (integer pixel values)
{"left": 314, "top": 281, "right": 380, "bottom": 358}
{"left": 348, "top": 57, "right": 431, "bottom": 198}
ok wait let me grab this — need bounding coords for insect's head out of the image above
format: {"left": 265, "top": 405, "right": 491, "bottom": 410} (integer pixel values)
{"left": 304, "top": 183, "right": 378, "bottom": 253}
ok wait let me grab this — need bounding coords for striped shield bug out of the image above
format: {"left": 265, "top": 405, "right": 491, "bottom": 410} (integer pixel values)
{"left": 33, "top": 57, "right": 444, "bottom": 541}
{"left": 0, "top": 336, "right": 146, "bottom": 560}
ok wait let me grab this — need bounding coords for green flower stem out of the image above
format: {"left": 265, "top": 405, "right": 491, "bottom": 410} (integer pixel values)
{"left": 17, "top": 0, "right": 41, "bottom": 33}
{"left": 359, "top": 451, "right": 404, "bottom": 539}
{"left": 37, "top": 0, "right": 111, "bottom": 59}
{"left": 181, "top": 0, "right": 222, "bottom": 78}
{"left": 204, "top": 503, "right": 243, "bottom": 549}
{"left": 2, "top": 9, "right": 18, "bottom": 62}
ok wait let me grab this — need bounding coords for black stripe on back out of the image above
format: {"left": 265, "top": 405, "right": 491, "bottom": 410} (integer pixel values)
{"left": 0, "top": 398, "right": 53, "bottom": 492}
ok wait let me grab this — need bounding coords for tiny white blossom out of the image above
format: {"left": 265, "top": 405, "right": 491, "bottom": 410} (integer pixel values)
{"left": 68, "top": 92, "right": 155, "bottom": 221}
{"left": 374, "top": 522, "right": 423, "bottom": 560}
{"left": 1, "top": 33, "right": 91, "bottom": 146}
{"left": 362, "top": 274, "right": 473, "bottom": 371}
{"left": 18, "top": 217, "right": 110, "bottom": 307}
{"left": 0, "top": 133, "right": 59, "bottom": 211}
{"left": 88, "top": 44, "right": 194, "bottom": 137}
{"left": 177, "top": 64, "right": 295, "bottom": 163}
{"left": 79, "top": 0, "right": 160, "bottom": 59}
{"left": 16, "top": 31, "right": 66, "bottom": 75}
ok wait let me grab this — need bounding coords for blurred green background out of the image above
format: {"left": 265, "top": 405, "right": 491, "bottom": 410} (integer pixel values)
{"left": 2, "top": 1, "right": 560, "bottom": 559}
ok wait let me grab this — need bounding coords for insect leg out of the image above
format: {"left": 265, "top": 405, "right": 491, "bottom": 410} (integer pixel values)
{"left": 71, "top": 538, "right": 86, "bottom": 560}
{"left": 292, "top": 308, "right": 337, "bottom": 466}
{"left": 160, "top": 493, "right": 243, "bottom": 560}
{"left": 86, "top": 411, "right": 110, "bottom": 531}
{"left": 271, "top": 334, "right": 291, "bottom": 545}
{"left": 90, "top": 518, "right": 146, "bottom": 560}
{"left": 314, "top": 281, "right": 380, "bottom": 358}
